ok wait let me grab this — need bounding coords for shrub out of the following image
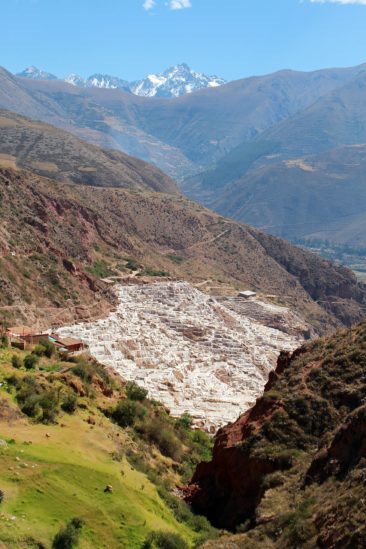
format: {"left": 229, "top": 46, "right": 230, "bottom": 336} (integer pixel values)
{"left": 33, "top": 344, "right": 47, "bottom": 356}
{"left": 138, "top": 418, "right": 182, "bottom": 461}
{"left": 39, "top": 339, "right": 56, "bottom": 358}
{"left": 21, "top": 394, "right": 41, "bottom": 418}
{"left": 176, "top": 413, "right": 193, "bottom": 430}
{"left": 38, "top": 391, "right": 59, "bottom": 423}
{"left": 24, "top": 354, "right": 39, "bottom": 370}
{"left": 125, "top": 381, "right": 147, "bottom": 401}
{"left": 72, "top": 364, "right": 93, "bottom": 384}
{"left": 11, "top": 355, "right": 22, "bottom": 369}
{"left": 0, "top": 335, "right": 8, "bottom": 349}
{"left": 142, "top": 531, "right": 189, "bottom": 549}
{"left": 112, "top": 400, "right": 144, "bottom": 428}
{"left": 52, "top": 517, "right": 84, "bottom": 549}
{"left": 126, "top": 259, "right": 140, "bottom": 271}
{"left": 61, "top": 393, "right": 78, "bottom": 414}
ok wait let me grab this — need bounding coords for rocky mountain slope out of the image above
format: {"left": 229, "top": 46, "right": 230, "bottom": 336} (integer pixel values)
{"left": 17, "top": 63, "right": 226, "bottom": 98}
{"left": 186, "top": 320, "right": 366, "bottom": 547}
{"left": 2, "top": 63, "right": 365, "bottom": 179}
{"left": 183, "top": 69, "right": 366, "bottom": 247}
{"left": 209, "top": 144, "right": 366, "bottom": 247}
{"left": 0, "top": 109, "right": 178, "bottom": 193}
{"left": 0, "top": 163, "right": 365, "bottom": 332}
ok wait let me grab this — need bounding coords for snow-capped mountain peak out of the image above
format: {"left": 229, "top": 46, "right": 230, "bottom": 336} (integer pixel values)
{"left": 64, "top": 74, "right": 87, "bottom": 87}
{"left": 87, "top": 74, "right": 130, "bottom": 91}
{"left": 131, "top": 63, "right": 226, "bottom": 98}
{"left": 16, "top": 66, "right": 58, "bottom": 81}
{"left": 15, "top": 63, "right": 226, "bottom": 97}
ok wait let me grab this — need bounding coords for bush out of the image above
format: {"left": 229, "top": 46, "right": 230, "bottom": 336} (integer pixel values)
{"left": 38, "top": 391, "right": 59, "bottom": 423}
{"left": 176, "top": 413, "right": 193, "bottom": 430}
{"left": 0, "top": 335, "right": 8, "bottom": 349}
{"left": 142, "top": 531, "right": 189, "bottom": 549}
{"left": 52, "top": 517, "right": 84, "bottom": 549}
{"left": 72, "top": 364, "right": 93, "bottom": 384}
{"left": 138, "top": 418, "right": 182, "bottom": 461}
{"left": 24, "top": 354, "right": 39, "bottom": 370}
{"left": 11, "top": 355, "right": 22, "bottom": 369}
{"left": 61, "top": 393, "right": 78, "bottom": 414}
{"left": 34, "top": 339, "right": 55, "bottom": 358}
{"left": 112, "top": 400, "right": 145, "bottom": 428}
{"left": 126, "top": 381, "right": 147, "bottom": 402}
{"left": 126, "top": 259, "right": 140, "bottom": 271}
{"left": 21, "top": 394, "right": 41, "bottom": 418}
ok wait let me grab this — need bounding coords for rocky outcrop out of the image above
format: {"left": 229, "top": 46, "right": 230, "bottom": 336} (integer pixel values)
{"left": 306, "top": 405, "right": 366, "bottom": 484}
{"left": 185, "top": 321, "right": 366, "bottom": 546}
{"left": 184, "top": 349, "right": 300, "bottom": 529}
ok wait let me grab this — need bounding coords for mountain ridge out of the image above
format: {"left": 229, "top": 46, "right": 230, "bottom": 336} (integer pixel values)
{"left": 16, "top": 62, "right": 226, "bottom": 98}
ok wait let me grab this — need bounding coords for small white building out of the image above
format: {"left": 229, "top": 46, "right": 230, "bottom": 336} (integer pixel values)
{"left": 238, "top": 290, "right": 257, "bottom": 299}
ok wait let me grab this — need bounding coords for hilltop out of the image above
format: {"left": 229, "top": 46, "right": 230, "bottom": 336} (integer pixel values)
{"left": 0, "top": 109, "right": 178, "bottom": 193}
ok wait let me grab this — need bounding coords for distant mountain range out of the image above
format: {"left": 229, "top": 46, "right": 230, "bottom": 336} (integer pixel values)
{"left": 4, "top": 61, "right": 366, "bottom": 248}
{"left": 1, "top": 108, "right": 364, "bottom": 334}
{"left": 16, "top": 63, "right": 226, "bottom": 98}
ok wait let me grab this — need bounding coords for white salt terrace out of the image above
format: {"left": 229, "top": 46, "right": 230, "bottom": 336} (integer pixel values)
{"left": 57, "top": 282, "right": 302, "bottom": 431}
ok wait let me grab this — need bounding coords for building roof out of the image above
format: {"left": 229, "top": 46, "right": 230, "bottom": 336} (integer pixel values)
{"left": 238, "top": 290, "right": 257, "bottom": 298}
{"left": 52, "top": 335, "right": 84, "bottom": 347}
{"left": 8, "top": 326, "right": 37, "bottom": 337}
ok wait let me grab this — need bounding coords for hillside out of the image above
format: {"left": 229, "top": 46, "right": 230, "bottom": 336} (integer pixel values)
{"left": 1, "top": 64, "right": 365, "bottom": 179}
{"left": 0, "top": 109, "right": 178, "bottom": 193}
{"left": 186, "top": 320, "right": 366, "bottom": 547}
{"left": 0, "top": 343, "right": 216, "bottom": 548}
{"left": 184, "top": 71, "right": 366, "bottom": 247}
{"left": 1, "top": 166, "right": 366, "bottom": 334}
{"left": 210, "top": 144, "right": 366, "bottom": 246}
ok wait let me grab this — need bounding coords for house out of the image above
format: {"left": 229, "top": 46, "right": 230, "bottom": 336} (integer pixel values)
{"left": 7, "top": 326, "right": 49, "bottom": 345}
{"left": 49, "top": 334, "right": 86, "bottom": 353}
{"left": 238, "top": 290, "right": 257, "bottom": 299}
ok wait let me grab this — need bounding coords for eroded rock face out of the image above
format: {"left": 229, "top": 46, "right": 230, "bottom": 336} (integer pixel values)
{"left": 57, "top": 282, "right": 302, "bottom": 430}
{"left": 184, "top": 352, "right": 296, "bottom": 529}
{"left": 306, "top": 405, "right": 366, "bottom": 484}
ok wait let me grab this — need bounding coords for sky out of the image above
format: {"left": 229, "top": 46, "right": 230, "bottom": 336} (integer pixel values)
{"left": 2, "top": 0, "right": 366, "bottom": 81}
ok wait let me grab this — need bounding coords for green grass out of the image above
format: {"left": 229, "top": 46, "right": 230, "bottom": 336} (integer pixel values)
{"left": 0, "top": 418, "right": 195, "bottom": 548}
{"left": 0, "top": 348, "right": 201, "bottom": 548}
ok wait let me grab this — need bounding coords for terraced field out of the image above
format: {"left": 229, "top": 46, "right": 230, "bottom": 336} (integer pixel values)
{"left": 57, "top": 282, "right": 303, "bottom": 431}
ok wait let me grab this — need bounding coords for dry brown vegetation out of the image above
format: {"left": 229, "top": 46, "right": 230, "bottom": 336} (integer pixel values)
{"left": 1, "top": 166, "right": 365, "bottom": 331}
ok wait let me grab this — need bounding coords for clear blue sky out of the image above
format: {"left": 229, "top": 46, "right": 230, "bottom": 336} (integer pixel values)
{"left": 2, "top": 0, "right": 366, "bottom": 81}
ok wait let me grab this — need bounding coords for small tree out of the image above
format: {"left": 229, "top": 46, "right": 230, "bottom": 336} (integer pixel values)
{"left": 112, "top": 400, "right": 138, "bottom": 428}
{"left": 61, "top": 393, "right": 78, "bottom": 414}
{"left": 11, "top": 355, "right": 22, "bottom": 369}
{"left": 126, "top": 381, "right": 147, "bottom": 402}
{"left": 52, "top": 517, "right": 85, "bottom": 549}
{"left": 142, "top": 531, "right": 189, "bottom": 549}
{"left": 24, "top": 354, "right": 39, "bottom": 370}
{"left": 176, "top": 413, "right": 193, "bottom": 429}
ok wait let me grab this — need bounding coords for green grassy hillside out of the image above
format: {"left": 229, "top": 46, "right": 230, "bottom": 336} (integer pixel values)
{"left": 0, "top": 343, "right": 216, "bottom": 548}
